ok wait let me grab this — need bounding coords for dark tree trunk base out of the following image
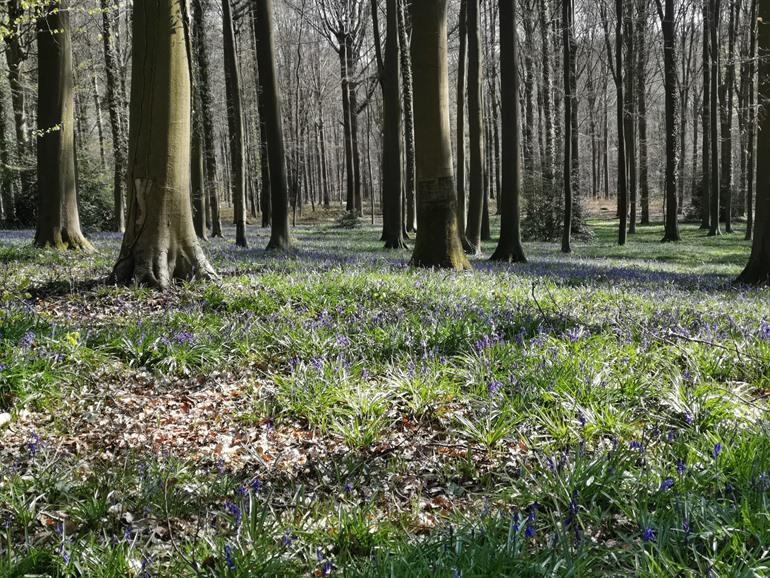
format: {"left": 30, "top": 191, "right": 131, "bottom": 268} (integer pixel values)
{"left": 490, "top": 247, "right": 527, "bottom": 263}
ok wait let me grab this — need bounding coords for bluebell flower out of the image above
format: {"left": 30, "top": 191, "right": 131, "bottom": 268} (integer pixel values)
{"left": 659, "top": 478, "right": 675, "bottom": 492}
{"left": 250, "top": 478, "right": 262, "bottom": 494}
{"left": 224, "top": 502, "right": 242, "bottom": 527}
{"left": 224, "top": 544, "right": 236, "bottom": 571}
{"left": 27, "top": 432, "right": 40, "bottom": 457}
{"left": 281, "top": 530, "right": 293, "bottom": 547}
{"left": 487, "top": 380, "right": 503, "bottom": 395}
{"left": 713, "top": 443, "right": 722, "bottom": 460}
{"left": 173, "top": 331, "right": 194, "bottom": 346}
{"left": 641, "top": 527, "right": 656, "bottom": 542}
{"left": 322, "top": 560, "right": 334, "bottom": 576}
{"left": 629, "top": 441, "right": 644, "bottom": 452}
{"left": 676, "top": 459, "right": 686, "bottom": 476}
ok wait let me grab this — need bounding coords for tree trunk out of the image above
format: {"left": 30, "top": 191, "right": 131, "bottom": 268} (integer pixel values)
{"left": 465, "top": 0, "right": 485, "bottom": 254}
{"left": 381, "top": 0, "right": 407, "bottom": 249}
{"left": 701, "top": 0, "right": 712, "bottom": 229}
{"left": 101, "top": 0, "right": 127, "bottom": 233}
{"left": 111, "top": 0, "right": 215, "bottom": 287}
{"left": 636, "top": 0, "right": 650, "bottom": 225}
{"left": 398, "top": 0, "right": 416, "bottom": 233}
{"left": 539, "top": 0, "right": 556, "bottom": 235}
{"left": 409, "top": 0, "right": 470, "bottom": 270}
{"left": 0, "top": 73, "right": 15, "bottom": 226}
{"left": 491, "top": 0, "right": 526, "bottom": 263}
{"left": 561, "top": 0, "right": 573, "bottom": 252}
{"left": 708, "top": 0, "right": 721, "bottom": 236}
{"left": 737, "top": 0, "right": 769, "bottom": 283}
{"left": 624, "top": 2, "right": 637, "bottom": 235}
{"left": 745, "top": 0, "right": 757, "bottom": 240}
{"left": 193, "top": 0, "right": 222, "bottom": 237}
{"left": 35, "top": 1, "right": 92, "bottom": 252}
{"left": 659, "top": 0, "right": 681, "bottom": 241}
{"left": 719, "top": 0, "right": 736, "bottom": 232}
{"left": 456, "top": 0, "right": 470, "bottom": 245}
{"left": 255, "top": 0, "right": 291, "bottom": 250}
{"left": 223, "top": 0, "right": 247, "bottom": 247}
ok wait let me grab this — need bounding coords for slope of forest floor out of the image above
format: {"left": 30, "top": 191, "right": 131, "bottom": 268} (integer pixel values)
{"left": 1, "top": 221, "right": 769, "bottom": 577}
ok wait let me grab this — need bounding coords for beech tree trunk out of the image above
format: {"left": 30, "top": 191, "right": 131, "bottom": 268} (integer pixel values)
{"left": 409, "top": 0, "right": 470, "bottom": 270}
{"left": 35, "top": 1, "right": 92, "bottom": 252}
{"left": 193, "top": 0, "right": 222, "bottom": 237}
{"left": 701, "top": 0, "right": 712, "bottom": 229}
{"left": 561, "top": 0, "right": 574, "bottom": 253}
{"left": 111, "top": 0, "right": 215, "bottom": 287}
{"left": 256, "top": 0, "right": 291, "bottom": 250}
{"left": 381, "top": 0, "right": 406, "bottom": 249}
{"left": 101, "top": 0, "right": 126, "bottom": 233}
{"left": 465, "top": 0, "right": 485, "bottom": 254}
{"left": 737, "top": 0, "right": 769, "bottom": 283}
{"left": 658, "top": 0, "right": 681, "bottom": 241}
{"left": 223, "top": 0, "right": 247, "bottom": 247}
{"left": 456, "top": 0, "right": 469, "bottom": 245}
{"left": 491, "top": 0, "right": 526, "bottom": 263}
{"left": 398, "top": 0, "right": 416, "bottom": 233}
{"left": 708, "top": 0, "right": 722, "bottom": 236}
{"left": 637, "top": 0, "right": 650, "bottom": 225}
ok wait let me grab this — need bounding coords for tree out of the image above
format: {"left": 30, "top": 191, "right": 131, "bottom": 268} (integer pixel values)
{"left": 397, "top": 0, "right": 416, "bottom": 234}
{"left": 456, "top": 0, "right": 469, "bottom": 247}
{"left": 193, "top": 0, "right": 222, "bottom": 238}
{"left": 34, "top": 0, "right": 92, "bottom": 252}
{"left": 701, "top": 0, "right": 712, "bottom": 229}
{"left": 223, "top": 0, "right": 247, "bottom": 247}
{"left": 708, "top": 0, "right": 722, "bottom": 237}
{"left": 255, "top": 0, "right": 292, "bottom": 250}
{"left": 111, "top": 0, "right": 215, "bottom": 287}
{"left": 380, "top": 0, "right": 406, "bottom": 249}
{"left": 100, "top": 0, "right": 126, "bottom": 233}
{"left": 409, "top": 0, "right": 470, "bottom": 270}
{"left": 464, "top": 0, "right": 485, "bottom": 254}
{"left": 490, "top": 0, "right": 526, "bottom": 263}
{"left": 656, "top": 0, "right": 681, "bottom": 242}
{"left": 737, "top": 0, "right": 769, "bottom": 283}
{"left": 561, "top": 0, "right": 575, "bottom": 253}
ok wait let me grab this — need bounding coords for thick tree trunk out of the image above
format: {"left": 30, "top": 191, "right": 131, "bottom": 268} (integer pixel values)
{"left": 659, "top": 0, "right": 681, "bottom": 241}
{"left": 112, "top": 0, "right": 215, "bottom": 287}
{"left": 624, "top": 3, "right": 637, "bottom": 235}
{"left": 409, "top": 0, "right": 470, "bottom": 270}
{"left": 255, "top": 0, "right": 291, "bottom": 250}
{"left": 101, "top": 0, "right": 126, "bottom": 233}
{"left": 223, "top": 0, "right": 247, "bottom": 247}
{"left": 35, "top": 2, "right": 92, "bottom": 252}
{"left": 193, "top": 0, "right": 222, "bottom": 237}
{"left": 737, "top": 0, "right": 769, "bottom": 283}
{"left": 465, "top": 0, "right": 485, "bottom": 254}
{"left": 491, "top": 0, "right": 526, "bottom": 263}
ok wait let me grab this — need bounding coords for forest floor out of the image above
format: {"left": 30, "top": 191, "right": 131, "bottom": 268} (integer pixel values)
{"left": 1, "top": 218, "right": 769, "bottom": 577}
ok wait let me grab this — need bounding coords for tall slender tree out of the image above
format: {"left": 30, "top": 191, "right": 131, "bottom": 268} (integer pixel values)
{"left": 256, "top": 0, "right": 292, "bottom": 250}
{"left": 737, "top": 0, "right": 769, "bottom": 283}
{"left": 561, "top": 0, "right": 575, "bottom": 253}
{"left": 708, "top": 0, "right": 722, "bottom": 236}
{"left": 465, "top": 0, "right": 485, "bottom": 254}
{"left": 491, "top": 0, "right": 526, "bottom": 263}
{"left": 223, "top": 0, "right": 247, "bottom": 247}
{"left": 656, "top": 0, "right": 681, "bottom": 241}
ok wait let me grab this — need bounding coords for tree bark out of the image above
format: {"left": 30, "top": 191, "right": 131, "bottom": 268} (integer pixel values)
{"left": 658, "top": 0, "right": 681, "bottom": 241}
{"left": 35, "top": 1, "right": 92, "bottom": 252}
{"left": 708, "top": 0, "right": 722, "bottom": 236}
{"left": 111, "top": 0, "right": 215, "bottom": 287}
{"left": 193, "top": 0, "right": 222, "bottom": 237}
{"left": 456, "top": 0, "right": 470, "bottom": 246}
{"left": 561, "top": 0, "right": 573, "bottom": 252}
{"left": 737, "top": 0, "right": 769, "bottom": 283}
{"left": 409, "top": 0, "right": 470, "bottom": 270}
{"left": 701, "top": 0, "right": 712, "bottom": 229}
{"left": 223, "top": 0, "right": 248, "bottom": 247}
{"left": 464, "top": 0, "right": 485, "bottom": 254}
{"left": 398, "top": 0, "right": 416, "bottom": 233}
{"left": 491, "top": 0, "right": 526, "bottom": 263}
{"left": 255, "top": 0, "right": 291, "bottom": 250}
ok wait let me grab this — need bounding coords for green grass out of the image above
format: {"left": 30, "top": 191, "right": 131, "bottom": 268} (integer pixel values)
{"left": 0, "top": 220, "right": 768, "bottom": 576}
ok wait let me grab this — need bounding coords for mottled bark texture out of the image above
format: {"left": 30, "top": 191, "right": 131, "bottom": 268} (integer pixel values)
{"left": 111, "top": 0, "right": 216, "bottom": 288}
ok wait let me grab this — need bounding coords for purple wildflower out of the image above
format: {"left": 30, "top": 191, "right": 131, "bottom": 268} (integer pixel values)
{"left": 322, "top": 560, "right": 334, "bottom": 576}
{"left": 641, "top": 527, "right": 656, "bottom": 542}
{"left": 224, "top": 544, "right": 236, "bottom": 571}
{"left": 659, "top": 478, "right": 675, "bottom": 492}
{"left": 224, "top": 502, "right": 242, "bottom": 527}
{"left": 250, "top": 478, "right": 262, "bottom": 494}
{"left": 713, "top": 443, "right": 722, "bottom": 460}
{"left": 487, "top": 380, "right": 503, "bottom": 395}
{"left": 281, "top": 530, "right": 293, "bottom": 547}
{"left": 676, "top": 459, "right": 686, "bottom": 476}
